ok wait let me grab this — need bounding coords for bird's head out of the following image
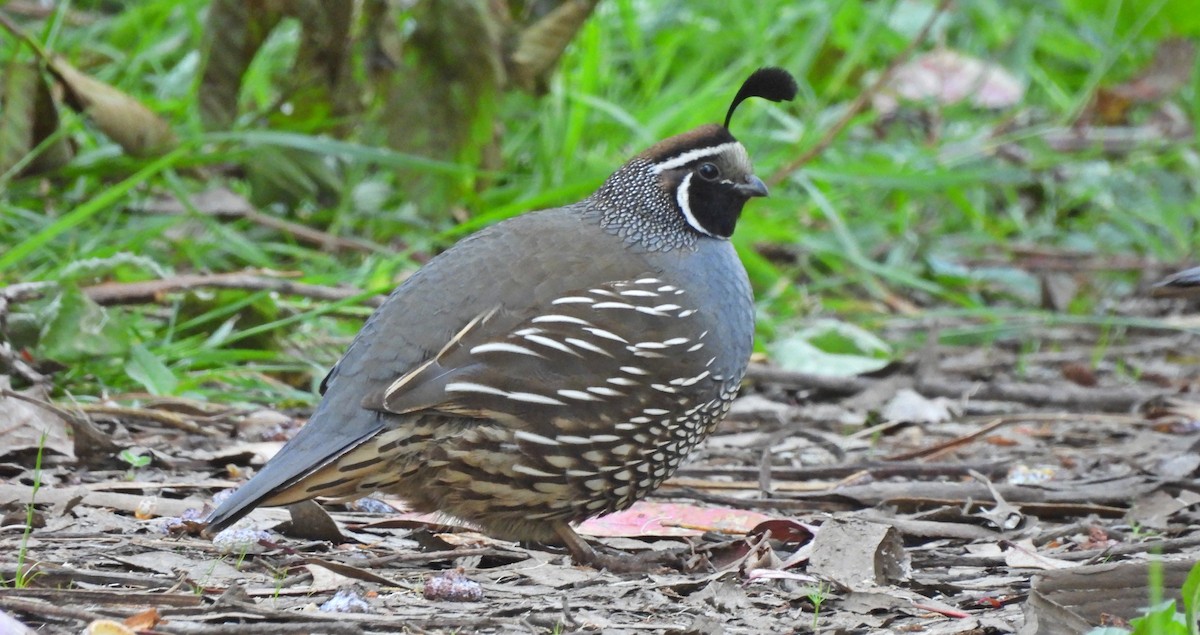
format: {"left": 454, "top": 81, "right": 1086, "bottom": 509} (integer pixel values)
{"left": 596, "top": 67, "right": 797, "bottom": 242}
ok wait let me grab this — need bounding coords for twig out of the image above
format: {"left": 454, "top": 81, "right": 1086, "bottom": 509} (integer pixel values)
{"left": 342, "top": 547, "right": 501, "bottom": 569}
{"left": 141, "top": 188, "right": 387, "bottom": 254}
{"left": 0, "top": 482, "right": 268, "bottom": 522}
{"left": 915, "top": 375, "right": 1153, "bottom": 413}
{"left": 0, "top": 597, "right": 102, "bottom": 628}
{"left": 746, "top": 362, "right": 1160, "bottom": 413}
{"left": 1, "top": 388, "right": 224, "bottom": 438}
{"left": 240, "top": 207, "right": 385, "bottom": 253}
{"left": 0, "top": 342, "right": 49, "bottom": 385}
{"left": 0, "top": 388, "right": 82, "bottom": 432}
{"left": 134, "top": 621, "right": 362, "bottom": 635}
{"left": 0, "top": 566, "right": 176, "bottom": 589}
{"left": 674, "top": 460, "right": 1009, "bottom": 482}
{"left": 0, "top": 281, "right": 57, "bottom": 304}
{"left": 884, "top": 417, "right": 1009, "bottom": 461}
{"left": 75, "top": 404, "right": 221, "bottom": 437}
{"left": 912, "top": 602, "right": 971, "bottom": 619}
{"left": 767, "top": 0, "right": 953, "bottom": 185}
{"left": 0, "top": 272, "right": 386, "bottom": 308}
{"left": 939, "top": 334, "right": 1199, "bottom": 373}
{"left": 0, "top": 11, "right": 52, "bottom": 60}
{"left": 1040, "top": 533, "right": 1200, "bottom": 562}
{"left": 0, "top": 2, "right": 97, "bottom": 25}
{"left": 0, "top": 283, "right": 55, "bottom": 385}
{"left": 83, "top": 272, "right": 384, "bottom": 307}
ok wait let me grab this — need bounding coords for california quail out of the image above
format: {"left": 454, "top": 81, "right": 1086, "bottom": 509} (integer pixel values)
{"left": 205, "top": 68, "right": 798, "bottom": 566}
{"left": 1152, "top": 265, "right": 1200, "bottom": 297}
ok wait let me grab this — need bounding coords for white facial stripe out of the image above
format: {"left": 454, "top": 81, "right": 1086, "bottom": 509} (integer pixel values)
{"left": 652, "top": 142, "right": 740, "bottom": 174}
{"left": 675, "top": 172, "right": 715, "bottom": 237}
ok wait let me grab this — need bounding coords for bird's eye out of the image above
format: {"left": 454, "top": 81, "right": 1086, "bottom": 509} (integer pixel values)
{"left": 697, "top": 162, "right": 721, "bottom": 181}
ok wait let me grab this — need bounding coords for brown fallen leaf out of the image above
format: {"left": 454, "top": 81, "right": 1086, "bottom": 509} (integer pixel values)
{"left": 121, "top": 608, "right": 160, "bottom": 632}
{"left": 46, "top": 55, "right": 176, "bottom": 156}
{"left": 0, "top": 52, "right": 73, "bottom": 177}
{"left": 25, "top": 57, "right": 75, "bottom": 174}
{"left": 509, "top": 0, "right": 598, "bottom": 94}
{"left": 284, "top": 499, "right": 345, "bottom": 542}
{"left": 1088, "top": 37, "right": 1196, "bottom": 126}
{"left": 1060, "top": 362, "right": 1098, "bottom": 387}
{"left": 0, "top": 58, "right": 38, "bottom": 174}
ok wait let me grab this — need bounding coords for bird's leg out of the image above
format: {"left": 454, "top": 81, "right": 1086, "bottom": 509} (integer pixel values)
{"left": 553, "top": 521, "right": 600, "bottom": 565}
{"left": 551, "top": 521, "right": 705, "bottom": 573}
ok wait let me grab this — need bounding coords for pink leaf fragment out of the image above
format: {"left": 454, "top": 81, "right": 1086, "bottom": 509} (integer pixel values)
{"left": 874, "top": 48, "right": 1024, "bottom": 114}
{"left": 578, "top": 501, "right": 772, "bottom": 538}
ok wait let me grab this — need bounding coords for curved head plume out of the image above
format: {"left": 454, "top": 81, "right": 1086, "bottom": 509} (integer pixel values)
{"left": 723, "top": 67, "right": 798, "bottom": 129}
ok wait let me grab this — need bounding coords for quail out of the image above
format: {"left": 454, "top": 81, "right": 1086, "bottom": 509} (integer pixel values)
{"left": 205, "top": 68, "right": 798, "bottom": 566}
{"left": 1152, "top": 265, "right": 1200, "bottom": 297}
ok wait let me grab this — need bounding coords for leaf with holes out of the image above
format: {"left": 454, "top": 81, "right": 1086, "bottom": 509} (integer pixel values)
{"left": 38, "top": 285, "right": 132, "bottom": 363}
{"left": 769, "top": 318, "right": 892, "bottom": 377}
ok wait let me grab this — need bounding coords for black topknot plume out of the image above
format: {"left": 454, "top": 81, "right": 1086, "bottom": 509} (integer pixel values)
{"left": 723, "top": 67, "right": 798, "bottom": 129}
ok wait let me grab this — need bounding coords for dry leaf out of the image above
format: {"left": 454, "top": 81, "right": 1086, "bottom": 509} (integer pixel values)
{"left": 303, "top": 562, "right": 359, "bottom": 593}
{"left": 1, "top": 55, "right": 71, "bottom": 176}
{"left": 510, "top": 0, "right": 598, "bottom": 93}
{"left": 1091, "top": 37, "right": 1197, "bottom": 125}
{"left": 1003, "top": 539, "right": 1076, "bottom": 570}
{"left": 26, "top": 58, "right": 75, "bottom": 174}
{"left": 1023, "top": 560, "right": 1195, "bottom": 633}
{"left": 808, "top": 518, "right": 910, "bottom": 589}
{"left": 47, "top": 55, "right": 176, "bottom": 156}
{"left": 122, "top": 608, "right": 161, "bottom": 631}
{"left": 1060, "top": 362, "right": 1098, "bottom": 387}
{"left": 0, "top": 58, "right": 38, "bottom": 174}
{"left": 874, "top": 48, "right": 1024, "bottom": 114}
{"left": 879, "top": 388, "right": 956, "bottom": 424}
{"left": 0, "top": 376, "right": 74, "bottom": 460}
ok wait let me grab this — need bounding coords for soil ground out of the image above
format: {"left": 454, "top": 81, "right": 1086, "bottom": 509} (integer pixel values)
{"left": 2, "top": 307, "right": 1199, "bottom": 634}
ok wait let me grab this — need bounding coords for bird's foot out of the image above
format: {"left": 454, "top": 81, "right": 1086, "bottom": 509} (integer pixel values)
{"left": 552, "top": 522, "right": 709, "bottom": 573}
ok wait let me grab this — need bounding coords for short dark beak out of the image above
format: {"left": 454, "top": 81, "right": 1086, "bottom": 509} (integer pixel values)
{"left": 735, "top": 175, "right": 769, "bottom": 198}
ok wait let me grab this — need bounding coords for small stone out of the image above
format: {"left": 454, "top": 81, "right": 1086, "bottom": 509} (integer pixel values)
{"left": 319, "top": 588, "right": 372, "bottom": 613}
{"left": 423, "top": 568, "right": 484, "bottom": 602}
{"left": 211, "top": 524, "right": 275, "bottom": 555}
